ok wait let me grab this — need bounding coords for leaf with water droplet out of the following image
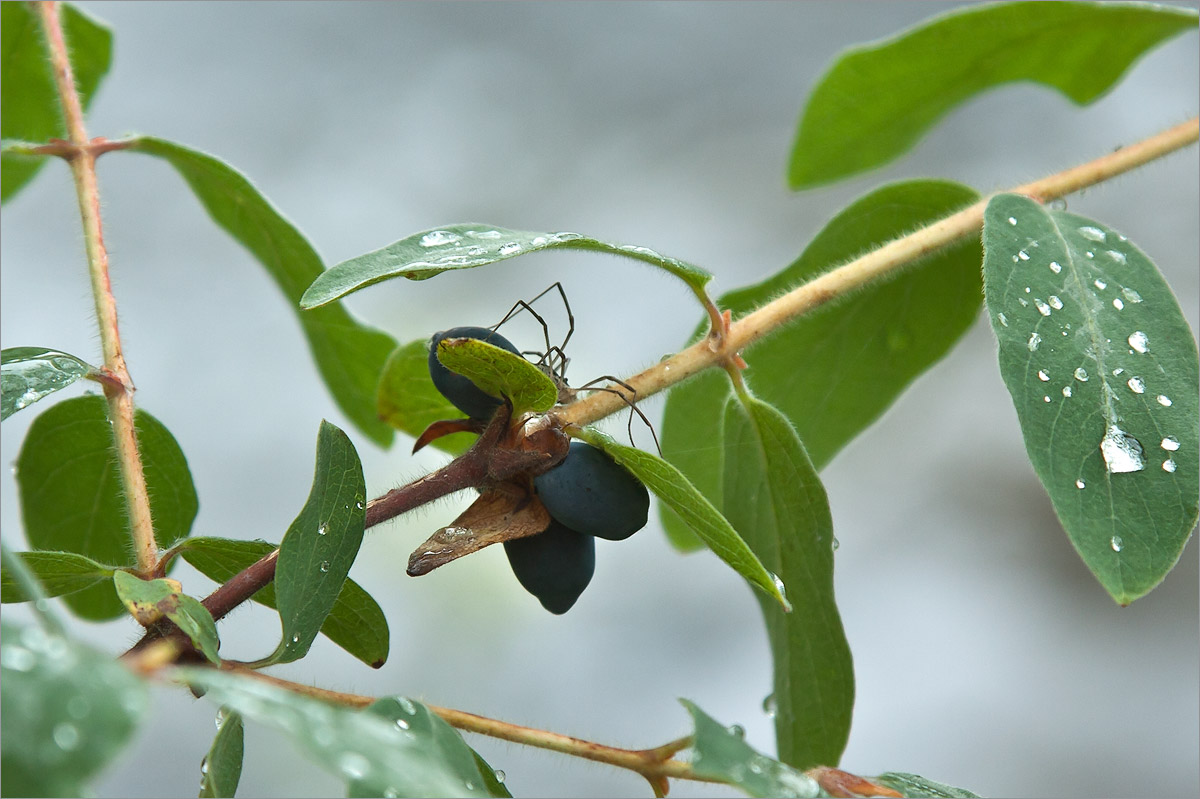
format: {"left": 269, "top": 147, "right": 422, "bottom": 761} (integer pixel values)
{"left": 260, "top": 421, "right": 366, "bottom": 665}
{"left": 436, "top": 337, "right": 558, "bottom": 417}
{"left": 870, "top": 772, "right": 979, "bottom": 798}
{"left": 199, "top": 709, "right": 243, "bottom": 799}
{"left": 576, "top": 428, "right": 789, "bottom": 611}
{"left": 1, "top": 347, "right": 95, "bottom": 421}
{"left": 1, "top": 550, "right": 114, "bottom": 604}
{"left": 15, "top": 396, "right": 198, "bottom": 620}
{"left": 112, "top": 571, "right": 220, "bottom": 663}
{"left": 377, "top": 340, "right": 476, "bottom": 455}
{"left": 787, "top": 1, "right": 1198, "bottom": 188}
{"left": 720, "top": 393, "right": 853, "bottom": 768}
{"left": 983, "top": 194, "right": 1198, "bottom": 603}
{"left": 0, "top": 620, "right": 147, "bottom": 797}
{"left": 680, "top": 700, "right": 820, "bottom": 798}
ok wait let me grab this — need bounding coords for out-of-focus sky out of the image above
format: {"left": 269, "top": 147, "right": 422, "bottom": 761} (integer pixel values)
{"left": 1, "top": 3, "right": 1196, "bottom": 797}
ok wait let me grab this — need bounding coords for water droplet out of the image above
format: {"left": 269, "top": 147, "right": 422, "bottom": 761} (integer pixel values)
{"left": 1163, "top": 459, "right": 1177, "bottom": 473}
{"left": 1034, "top": 299, "right": 1052, "bottom": 316}
{"left": 1049, "top": 261, "right": 1062, "bottom": 274}
{"left": 1112, "top": 298, "right": 1124, "bottom": 310}
{"left": 1127, "top": 376, "right": 1145, "bottom": 394}
{"left": 1062, "top": 386, "right": 1072, "bottom": 398}
{"left": 1121, "top": 286, "right": 1142, "bottom": 303}
{"left": 1094, "top": 278, "right": 1107, "bottom": 290}
{"left": 831, "top": 537, "right": 840, "bottom": 551}
{"left": 1007, "top": 216, "right": 1018, "bottom": 226}
{"left": 53, "top": 723, "right": 80, "bottom": 751}
{"left": 356, "top": 500, "right": 364, "bottom": 510}
{"left": 1075, "top": 479, "right": 1086, "bottom": 489}
{"left": 494, "top": 770, "right": 506, "bottom": 784}
{"left": 762, "top": 693, "right": 778, "bottom": 718}
{"left": 466, "top": 246, "right": 486, "bottom": 256}
{"left": 1049, "top": 198, "right": 1067, "bottom": 211}
{"left": 1112, "top": 367, "right": 1124, "bottom": 376}
{"left": 383, "top": 789, "right": 399, "bottom": 798}
{"left": 338, "top": 752, "right": 371, "bottom": 781}
{"left": 1018, "top": 297, "right": 1029, "bottom": 307}
{"left": 200, "top": 757, "right": 209, "bottom": 776}
{"left": 318, "top": 523, "right": 328, "bottom": 536}
{"left": 1048, "top": 295, "right": 1063, "bottom": 310}
{"left": 1157, "top": 395, "right": 1172, "bottom": 407}
{"left": 291, "top": 634, "right": 301, "bottom": 644}
{"left": 728, "top": 724, "right": 746, "bottom": 739}
{"left": 1074, "top": 367, "right": 1089, "bottom": 381}
{"left": 498, "top": 242, "right": 521, "bottom": 256}
{"left": 319, "top": 561, "right": 331, "bottom": 573}
{"left": 1085, "top": 251, "right": 1095, "bottom": 259}
{"left": 1017, "top": 250, "right": 1030, "bottom": 261}
{"left": 1044, "top": 395, "right": 1052, "bottom": 403}
{"left": 1038, "top": 370, "right": 1050, "bottom": 382}
{"left": 1025, "top": 286, "right": 1032, "bottom": 293}
{"left": 1110, "top": 535, "right": 1123, "bottom": 552}
{"left": 469, "top": 229, "right": 503, "bottom": 239}
{"left": 398, "top": 697, "right": 417, "bottom": 715}
{"left": 997, "top": 312, "right": 1008, "bottom": 327}
{"left": 1027, "top": 332, "right": 1042, "bottom": 351}
{"left": 1079, "top": 226, "right": 1106, "bottom": 243}
{"left": 1127, "top": 331, "right": 1149, "bottom": 353}
{"left": 464, "top": 780, "right": 477, "bottom": 792}
{"left": 1161, "top": 437, "right": 1180, "bottom": 452}
{"left": 419, "top": 230, "right": 461, "bottom": 247}
{"left": 1107, "top": 250, "right": 1127, "bottom": 265}
{"left": 1101, "top": 425, "right": 1145, "bottom": 474}
{"left": 395, "top": 718, "right": 410, "bottom": 731}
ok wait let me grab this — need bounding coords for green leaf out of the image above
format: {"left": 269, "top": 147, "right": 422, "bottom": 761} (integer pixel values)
{"left": 575, "top": 427, "right": 789, "bottom": 611}
{"left": 15, "top": 396, "right": 199, "bottom": 620}
{"left": 180, "top": 669, "right": 492, "bottom": 798}
{"left": 377, "top": 340, "right": 476, "bottom": 456}
{"left": 111, "top": 570, "right": 220, "bottom": 663}
{"left": 982, "top": 194, "right": 1199, "bottom": 604}
{"left": 300, "top": 224, "right": 713, "bottom": 309}
{"left": 680, "top": 700, "right": 820, "bottom": 799}
{"left": 199, "top": 710, "right": 244, "bottom": 799}
{"left": 788, "top": 2, "right": 1199, "bottom": 188}
{"left": 872, "top": 772, "right": 980, "bottom": 798}
{"left": 260, "top": 421, "right": 366, "bottom": 665}
{"left": 660, "top": 180, "right": 981, "bottom": 550}
{"left": 436, "top": 337, "right": 557, "bottom": 416}
{"left": 177, "top": 536, "right": 389, "bottom": 668}
{"left": 721, "top": 393, "right": 853, "bottom": 769}
{"left": 1, "top": 621, "right": 148, "bottom": 798}
{"left": 1, "top": 550, "right": 113, "bottom": 604}
{"left": 2, "top": 347, "right": 95, "bottom": 420}
{"left": 123, "top": 136, "right": 396, "bottom": 447}
{"left": 0, "top": 2, "right": 113, "bottom": 201}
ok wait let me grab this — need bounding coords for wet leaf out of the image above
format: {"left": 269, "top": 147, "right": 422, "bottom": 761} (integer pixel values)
{"left": 124, "top": 137, "right": 396, "bottom": 446}
{"left": 983, "top": 193, "right": 1199, "bottom": 604}
{"left": 199, "top": 709, "right": 244, "bottom": 799}
{"left": 788, "top": 2, "right": 1198, "bottom": 188}
{"left": 111, "top": 570, "right": 220, "bottom": 663}
{"left": 872, "top": 772, "right": 979, "bottom": 798}
{"left": 378, "top": 339, "right": 475, "bottom": 455}
{"left": 16, "top": 396, "right": 198, "bottom": 620}
{"left": 0, "top": 550, "right": 113, "bottom": 604}
{"left": 1, "top": 347, "right": 94, "bottom": 420}
{"left": 436, "top": 337, "right": 557, "bottom": 417}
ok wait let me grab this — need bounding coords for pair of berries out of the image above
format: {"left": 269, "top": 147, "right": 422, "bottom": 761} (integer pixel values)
{"left": 428, "top": 327, "right": 649, "bottom": 613}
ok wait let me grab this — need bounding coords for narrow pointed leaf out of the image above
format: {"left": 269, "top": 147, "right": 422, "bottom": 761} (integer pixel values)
{"left": 2, "top": 347, "right": 95, "bottom": 420}
{"left": 575, "top": 427, "right": 789, "bottom": 610}
{"left": 301, "top": 224, "right": 712, "bottom": 309}
{"left": 112, "top": 570, "right": 220, "bottom": 663}
{"left": 983, "top": 194, "right": 1198, "bottom": 604}
{"left": 123, "top": 137, "right": 395, "bottom": 446}
{"left": 661, "top": 180, "right": 981, "bottom": 550}
{"left": 177, "top": 536, "right": 388, "bottom": 668}
{"left": 437, "top": 337, "right": 557, "bottom": 416}
{"left": 180, "top": 670, "right": 492, "bottom": 798}
{"left": 872, "top": 772, "right": 980, "bottom": 798}
{"left": 788, "top": 2, "right": 1199, "bottom": 188}
{"left": 15, "top": 396, "right": 198, "bottom": 620}
{"left": 1, "top": 621, "right": 148, "bottom": 798}
{"left": 265, "top": 421, "right": 366, "bottom": 664}
{"left": 680, "top": 700, "right": 820, "bottom": 799}
{"left": 199, "top": 710, "right": 244, "bottom": 799}
{"left": 1, "top": 550, "right": 113, "bottom": 603}
{"left": 378, "top": 340, "right": 475, "bottom": 455}
{"left": 721, "top": 393, "right": 854, "bottom": 769}
{"left": 1, "top": 2, "right": 113, "bottom": 201}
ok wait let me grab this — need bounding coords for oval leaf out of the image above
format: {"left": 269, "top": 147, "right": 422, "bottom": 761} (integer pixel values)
{"left": 16, "top": 396, "right": 199, "bottom": 620}
{"left": 378, "top": 340, "right": 476, "bottom": 455}
{"left": 1, "top": 550, "right": 113, "bottom": 604}
{"left": 300, "top": 224, "right": 712, "bottom": 309}
{"left": 436, "top": 337, "right": 557, "bottom": 417}
{"left": 788, "top": 2, "right": 1199, "bottom": 188}
{"left": 982, "top": 193, "right": 1199, "bottom": 604}
{"left": 575, "top": 427, "right": 789, "bottom": 611}
{"left": 112, "top": 570, "right": 220, "bottom": 663}
{"left": 199, "top": 709, "right": 244, "bottom": 799}
{"left": 2, "top": 347, "right": 95, "bottom": 420}
{"left": 721, "top": 393, "right": 854, "bottom": 769}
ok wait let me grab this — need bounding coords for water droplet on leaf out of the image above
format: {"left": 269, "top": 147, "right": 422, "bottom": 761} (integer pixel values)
{"left": 1163, "top": 459, "right": 1177, "bottom": 473}
{"left": 1074, "top": 367, "right": 1088, "bottom": 381}
{"left": 1110, "top": 535, "right": 1124, "bottom": 552}
{"left": 1017, "top": 250, "right": 1030, "bottom": 261}
{"left": 338, "top": 752, "right": 371, "bottom": 781}
{"left": 1107, "top": 250, "right": 1127, "bottom": 265}
{"left": 1127, "top": 376, "right": 1145, "bottom": 394}
{"left": 1101, "top": 425, "right": 1145, "bottom": 474}
{"left": 419, "top": 230, "right": 462, "bottom": 247}
{"left": 1048, "top": 295, "right": 1063, "bottom": 310}
{"left": 1007, "top": 216, "right": 1018, "bottom": 225}
{"left": 762, "top": 693, "right": 778, "bottom": 718}
{"left": 319, "top": 561, "right": 330, "bottom": 573}
{"left": 1121, "top": 286, "right": 1142, "bottom": 303}
{"left": 1075, "top": 479, "right": 1086, "bottom": 489}
{"left": 1161, "top": 437, "right": 1180, "bottom": 452}
{"left": 1127, "top": 331, "right": 1149, "bottom": 353}
{"left": 1034, "top": 299, "right": 1052, "bottom": 316}
{"left": 997, "top": 312, "right": 1008, "bottom": 327}
{"left": 1094, "top": 279, "right": 1107, "bottom": 290}
{"left": 1038, "top": 370, "right": 1050, "bottom": 382}
{"left": 1078, "top": 226, "right": 1106, "bottom": 243}
{"left": 1113, "top": 298, "right": 1124, "bottom": 310}
{"left": 1157, "top": 395, "right": 1172, "bottom": 407}
{"left": 1062, "top": 386, "right": 1072, "bottom": 398}
{"left": 1049, "top": 261, "right": 1062, "bottom": 274}
{"left": 498, "top": 242, "right": 521, "bottom": 256}
{"left": 1027, "top": 332, "right": 1042, "bottom": 351}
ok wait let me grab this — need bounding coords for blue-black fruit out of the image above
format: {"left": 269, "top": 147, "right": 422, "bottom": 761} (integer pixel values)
{"left": 533, "top": 441, "right": 649, "bottom": 541}
{"left": 504, "top": 520, "right": 595, "bottom": 614}
{"left": 428, "top": 326, "right": 521, "bottom": 420}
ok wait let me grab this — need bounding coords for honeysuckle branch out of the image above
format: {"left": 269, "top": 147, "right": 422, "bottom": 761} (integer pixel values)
{"left": 555, "top": 116, "right": 1200, "bottom": 430}
{"left": 36, "top": 0, "right": 158, "bottom": 574}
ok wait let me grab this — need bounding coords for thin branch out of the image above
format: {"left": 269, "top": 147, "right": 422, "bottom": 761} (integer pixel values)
{"left": 36, "top": 1, "right": 159, "bottom": 574}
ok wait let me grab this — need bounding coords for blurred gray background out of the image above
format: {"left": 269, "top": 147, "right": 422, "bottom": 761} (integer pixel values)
{"left": 2, "top": 2, "right": 1197, "bottom": 797}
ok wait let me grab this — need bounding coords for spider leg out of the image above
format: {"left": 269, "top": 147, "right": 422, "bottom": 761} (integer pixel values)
{"left": 574, "top": 376, "right": 662, "bottom": 455}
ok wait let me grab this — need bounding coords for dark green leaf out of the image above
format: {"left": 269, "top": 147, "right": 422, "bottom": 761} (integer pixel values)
{"left": 872, "top": 772, "right": 980, "bottom": 798}
{"left": 982, "top": 194, "right": 1199, "bottom": 604}
{"left": 261, "top": 421, "right": 366, "bottom": 665}
{"left": 177, "top": 536, "right": 389, "bottom": 668}
{"left": 180, "top": 669, "right": 491, "bottom": 798}
{"left": 300, "top": 224, "right": 712, "bottom": 309}
{"left": 1, "top": 621, "right": 147, "bottom": 797}
{"left": 377, "top": 340, "right": 475, "bottom": 456}
{"left": 788, "top": 2, "right": 1199, "bottom": 188}
{"left": 660, "top": 180, "right": 981, "bottom": 550}
{"left": 1, "top": 550, "right": 113, "bottom": 604}
{"left": 0, "top": 2, "right": 113, "bottom": 201}
{"left": 436, "top": 337, "right": 557, "bottom": 416}
{"left": 721, "top": 393, "right": 854, "bottom": 769}
{"left": 575, "top": 427, "right": 789, "bottom": 611}
{"left": 2, "top": 347, "right": 95, "bottom": 420}
{"left": 123, "top": 137, "right": 396, "bottom": 447}
{"left": 16, "top": 396, "right": 198, "bottom": 620}
{"left": 681, "top": 700, "right": 820, "bottom": 799}
{"left": 199, "top": 710, "right": 244, "bottom": 799}
{"left": 111, "top": 571, "right": 220, "bottom": 663}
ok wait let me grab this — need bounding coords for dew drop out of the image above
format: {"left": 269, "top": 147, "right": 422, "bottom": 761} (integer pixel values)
{"left": 1074, "top": 367, "right": 1089, "bottom": 381}
{"left": 494, "top": 770, "right": 506, "bottom": 784}
{"left": 200, "top": 757, "right": 209, "bottom": 776}
{"left": 1112, "top": 367, "right": 1124, "bottom": 376}
{"left": 1044, "top": 395, "right": 1052, "bottom": 403}
{"left": 1127, "top": 331, "right": 1149, "bottom": 353}
{"left": 1038, "top": 370, "right": 1050, "bottom": 382}
{"left": 215, "top": 708, "right": 227, "bottom": 730}
{"left": 498, "top": 242, "right": 521, "bottom": 256}
{"left": 1093, "top": 278, "right": 1107, "bottom": 290}
{"left": 338, "top": 752, "right": 371, "bottom": 781}
{"left": 1048, "top": 295, "right": 1063, "bottom": 310}
{"left": 1027, "top": 332, "right": 1042, "bottom": 351}
{"left": 1100, "top": 425, "right": 1145, "bottom": 474}
{"left": 762, "top": 693, "right": 778, "bottom": 718}
{"left": 1049, "top": 261, "right": 1062, "bottom": 274}
{"left": 397, "top": 697, "right": 417, "bottom": 715}
{"left": 1062, "top": 386, "right": 1072, "bottom": 398}
{"left": 318, "top": 523, "right": 328, "bottom": 536}
{"left": 419, "top": 230, "right": 461, "bottom": 247}
{"left": 1075, "top": 479, "right": 1086, "bottom": 489}
{"left": 1127, "top": 376, "right": 1145, "bottom": 394}
{"left": 319, "top": 560, "right": 331, "bottom": 573}
{"left": 1107, "top": 250, "right": 1127, "bottom": 265}
{"left": 1078, "top": 226, "right": 1106, "bottom": 243}
{"left": 1157, "top": 395, "right": 1172, "bottom": 407}
{"left": 832, "top": 537, "right": 840, "bottom": 551}
{"left": 1121, "top": 286, "right": 1142, "bottom": 303}
{"left": 53, "top": 723, "right": 80, "bottom": 751}
{"left": 1163, "top": 459, "right": 1177, "bottom": 473}
{"left": 1018, "top": 297, "right": 1029, "bottom": 307}
{"left": 1034, "top": 299, "right": 1052, "bottom": 316}
{"left": 469, "top": 229, "right": 503, "bottom": 239}
{"left": 1112, "top": 298, "right": 1124, "bottom": 310}
{"left": 1086, "top": 251, "right": 1095, "bottom": 259}
{"left": 356, "top": 500, "right": 364, "bottom": 510}
{"left": 395, "top": 718, "right": 410, "bottom": 731}
{"left": 997, "top": 312, "right": 1008, "bottom": 327}
{"left": 728, "top": 724, "right": 746, "bottom": 739}
{"left": 291, "top": 634, "right": 301, "bottom": 644}
{"left": 1017, "top": 250, "right": 1030, "bottom": 261}
{"left": 465, "top": 781, "right": 477, "bottom": 792}
{"left": 1161, "top": 437, "right": 1180, "bottom": 452}
{"left": 1007, "top": 216, "right": 1018, "bottom": 226}
{"left": 1049, "top": 198, "right": 1067, "bottom": 210}
{"left": 1110, "top": 535, "right": 1123, "bottom": 552}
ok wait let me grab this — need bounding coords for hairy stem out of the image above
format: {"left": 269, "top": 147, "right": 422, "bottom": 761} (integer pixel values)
{"left": 556, "top": 117, "right": 1200, "bottom": 429}
{"left": 36, "top": 1, "right": 158, "bottom": 573}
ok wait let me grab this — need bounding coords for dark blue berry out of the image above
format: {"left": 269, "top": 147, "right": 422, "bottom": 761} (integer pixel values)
{"left": 533, "top": 441, "right": 649, "bottom": 541}
{"left": 428, "top": 326, "right": 520, "bottom": 420}
{"left": 504, "top": 519, "right": 595, "bottom": 614}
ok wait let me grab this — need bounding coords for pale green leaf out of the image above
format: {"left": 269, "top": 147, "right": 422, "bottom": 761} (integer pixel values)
{"left": 436, "top": 337, "right": 557, "bottom": 416}
{"left": 2, "top": 347, "right": 95, "bottom": 420}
